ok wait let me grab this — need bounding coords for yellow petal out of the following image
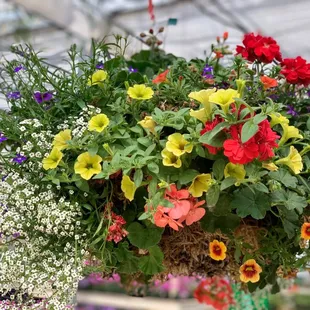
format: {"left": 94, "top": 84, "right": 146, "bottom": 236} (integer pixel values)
{"left": 88, "top": 114, "right": 110, "bottom": 133}
{"left": 188, "top": 88, "right": 216, "bottom": 115}
{"left": 269, "top": 112, "right": 289, "bottom": 128}
{"left": 209, "top": 89, "right": 239, "bottom": 114}
{"left": 189, "top": 173, "right": 213, "bottom": 197}
{"left": 127, "top": 84, "right": 154, "bottom": 100}
{"left": 224, "top": 163, "right": 246, "bottom": 180}
{"left": 276, "top": 146, "right": 303, "bottom": 174}
{"left": 189, "top": 108, "right": 209, "bottom": 123}
{"left": 166, "top": 133, "right": 193, "bottom": 157}
{"left": 52, "top": 129, "right": 71, "bottom": 151}
{"left": 161, "top": 149, "right": 182, "bottom": 168}
{"left": 121, "top": 175, "right": 137, "bottom": 201}
{"left": 88, "top": 70, "right": 108, "bottom": 86}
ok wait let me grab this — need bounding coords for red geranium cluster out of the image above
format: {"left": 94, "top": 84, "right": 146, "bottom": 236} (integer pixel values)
{"left": 201, "top": 116, "right": 279, "bottom": 164}
{"left": 280, "top": 56, "right": 310, "bottom": 85}
{"left": 106, "top": 212, "right": 128, "bottom": 243}
{"left": 194, "top": 276, "right": 234, "bottom": 310}
{"left": 154, "top": 184, "right": 205, "bottom": 231}
{"left": 236, "top": 33, "right": 282, "bottom": 63}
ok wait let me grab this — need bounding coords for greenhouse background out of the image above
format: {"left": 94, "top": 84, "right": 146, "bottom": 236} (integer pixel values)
{"left": 1, "top": 0, "right": 310, "bottom": 309}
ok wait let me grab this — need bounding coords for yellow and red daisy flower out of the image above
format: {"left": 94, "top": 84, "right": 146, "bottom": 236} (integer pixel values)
{"left": 209, "top": 240, "right": 227, "bottom": 261}
{"left": 301, "top": 222, "right": 310, "bottom": 240}
{"left": 239, "top": 259, "right": 262, "bottom": 283}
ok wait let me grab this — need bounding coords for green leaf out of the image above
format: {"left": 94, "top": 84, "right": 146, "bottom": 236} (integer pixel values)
{"left": 138, "top": 245, "right": 164, "bottom": 275}
{"left": 200, "top": 212, "right": 240, "bottom": 234}
{"left": 145, "top": 144, "right": 156, "bottom": 156}
{"left": 231, "top": 187, "right": 270, "bottom": 219}
{"left": 195, "top": 144, "right": 205, "bottom": 158}
{"left": 272, "top": 189, "right": 307, "bottom": 213}
{"left": 212, "top": 159, "right": 226, "bottom": 181}
{"left": 199, "top": 121, "right": 229, "bottom": 146}
{"left": 77, "top": 100, "right": 86, "bottom": 109}
{"left": 158, "top": 198, "right": 174, "bottom": 208}
{"left": 253, "top": 114, "right": 267, "bottom": 125}
{"left": 213, "top": 194, "right": 232, "bottom": 216}
{"left": 241, "top": 120, "right": 259, "bottom": 143}
{"left": 220, "top": 177, "right": 236, "bottom": 190}
{"left": 127, "top": 222, "right": 163, "bottom": 249}
{"left": 75, "top": 179, "right": 89, "bottom": 192}
{"left": 137, "top": 137, "right": 152, "bottom": 147}
{"left": 178, "top": 169, "right": 199, "bottom": 185}
{"left": 134, "top": 169, "right": 143, "bottom": 187}
{"left": 115, "top": 242, "right": 139, "bottom": 274}
{"left": 252, "top": 182, "right": 269, "bottom": 193}
{"left": 269, "top": 169, "right": 298, "bottom": 188}
{"left": 138, "top": 212, "right": 152, "bottom": 220}
{"left": 147, "top": 162, "right": 159, "bottom": 174}
{"left": 206, "top": 184, "right": 220, "bottom": 207}
{"left": 88, "top": 144, "right": 99, "bottom": 156}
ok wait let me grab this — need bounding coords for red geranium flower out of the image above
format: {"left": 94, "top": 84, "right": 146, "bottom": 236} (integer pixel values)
{"left": 280, "top": 56, "right": 310, "bottom": 85}
{"left": 223, "top": 125, "right": 259, "bottom": 164}
{"left": 236, "top": 33, "right": 282, "bottom": 63}
{"left": 200, "top": 115, "right": 224, "bottom": 155}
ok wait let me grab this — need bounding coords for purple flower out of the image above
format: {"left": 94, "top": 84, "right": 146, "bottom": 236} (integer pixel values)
{"left": 202, "top": 64, "right": 213, "bottom": 79}
{"left": 14, "top": 65, "right": 25, "bottom": 73}
{"left": 287, "top": 105, "right": 298, "bottom": 116}
{"left": 128, "top": 66, "right": 138, "bottom": 73}
{"left": 12, "top": 154, "right": 27, "bottom": 164}
{"left": 96, "top": 62, "right": 104, "bottom": 69}
{"left": 6, "top": 91, "right": 21, "bottom": 100}
{"left": 1, "top": 175, "right": 7, "bottom": 182}
{"left": 34, "top": 91, "right": 53, "bottom": 104}
{"left": 0, "top": 132, "right": 7, "bottom": 143}
{"left": 12, "top": 232, "right": 20, "bottom": 238}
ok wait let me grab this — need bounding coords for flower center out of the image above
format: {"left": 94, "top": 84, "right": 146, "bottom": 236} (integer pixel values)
{"left": 86, "top": 163, "right": 93, "bottom": 169}
{"left": 213, "top": 245, "right": 222, "bottom": 256}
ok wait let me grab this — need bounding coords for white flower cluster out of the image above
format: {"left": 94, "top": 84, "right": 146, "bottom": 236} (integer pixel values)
{"left": 56, "top": 105, "right": 101, "bottom": 138}
{"left": 0, "top": 171, "right": 87, "bottom": 309}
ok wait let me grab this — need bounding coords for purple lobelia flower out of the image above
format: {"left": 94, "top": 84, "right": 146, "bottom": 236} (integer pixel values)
{"left": 12, "top": 232, "right": 20, "bottom": 238}
{"left": 33, "top": 91, "right": 53, "bottom": 104}
{"left": 202, "top": 64, "right": 214, "bottom": 79}
{"left": 287, "top": 105, "right": 298, "bottom": 116}
{"left": 12, "top": 154, "right": 27, "bottom": 164}
{"left": 96, "top": 62, "right": 104, "bottom": 69}
{"left": 14, "top": 65, "right": 25, "bottom": 73}
{"left": 6, "top": 91, "right": 21, "bottom": 100}
{"left": 0, "top": 132, "right": 7, "bottom": 143}
{"left": 128, "top": 66, "right": 138, "bottom": 73}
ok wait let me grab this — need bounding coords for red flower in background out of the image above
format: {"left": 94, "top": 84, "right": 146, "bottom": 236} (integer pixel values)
{"left": 152, "top": 69, "right": 169, "bottom": 84}
{"left": 223, "top": 125, "right": 259, "bottom": 164}
{"left": 280, "top": 56, "right": 310, "bottom": 85}
{"left": 236, "top": 33, "right": 282, "bottom": 63}
{"left": 200, "top": 116, "right": 224, "bottom": 155}
{"left": 107, "top": 213, "right": 128, "bottom": 243}
{"left": 194, "top": 276, "right": 234, "bottom": 310}
{"left": 255, "top": 120, "right": 279, "bottom": 161}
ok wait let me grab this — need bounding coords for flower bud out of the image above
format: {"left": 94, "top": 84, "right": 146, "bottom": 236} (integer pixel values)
{"left": 149, "top": 28, "right": 154, "bottom": 34}
{"left": 140, "top": 32, "right": 146, "bottom": 38}
{"left": 223, "top": 32, "right": 229, "bottom": 40}
{"left": 157, "top": 40, "right": 163, "bottom": 45}
{"left": 216, "top": 36, "right": 220, "bottom": 43}
{"left": 158, "top": 27, "right": 164, "bottom": 33}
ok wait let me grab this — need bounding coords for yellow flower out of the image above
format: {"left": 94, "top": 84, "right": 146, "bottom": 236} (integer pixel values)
{"left": 88, "top": 114, "right": 110, "bottom": 133}
{"left": 52, "top": 129, "right": 71, "bottom": 151}
{"left": 161, "top": 149, "right": 182, "bottom": 168}
{"left": 189, "top": 173, "right": 213, "bottom": 197}
{"left": 138, "top": 116, "right": 156, "bottom": 133}
{"left": 74, "top": 152, "right": 102, "bottom": 180}
{"left": 127, "top": 84, "right": 154, "bottom": 100}
{"left": 239, "top": 259, "right": 262, "bottom": 283}
{"left": 269, "top": 112, "right": 289, "bottom": 128}
{"left": 224, "top": 163, "right": 246, "bottom": 180}
{"left": 42, "top": 148, "right": 63, "bottom": 170}
{"left": 188, "top": 88, "right": 216, "bottom": 117}
{"left": 189, "top": 108, "right": 209, "bottom": 123}
{"left": 236, "top": 79, "right": 246, "bottom": 97}
{"left": 276, "top": 146, "right": 303, "bottom": 174}
{"left": 209, "top": 89, "right": 239, "bottom": 114}
{"left": 279, "top": 123, "right": 303, "bottom": 146}
{"left": 209, "top": 240, "right": 227, "bottom": 261}
{"left": 262, "top": 162, "right": 279, "bottom": 171}
{"left": 121, "top": 175, "right": 137, "bottom": 201}
{"left": 166, "top": 133, "right": 193, "bottom": 157}
{"left": 87, "top": 70, "right": 108, "bottom": 86}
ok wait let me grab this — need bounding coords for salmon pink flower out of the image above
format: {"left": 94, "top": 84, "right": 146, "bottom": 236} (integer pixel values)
{"left": 154, "top": 206, "right": 183, "bottom": 231}
{"left": 152, "top": 69, "right": 169, "bottom": 84}
{"left": 178, "top": 199, "right": 206, "bottom": 226}
{"left": 260, "top": 76, "right": 278, "bottom": 89}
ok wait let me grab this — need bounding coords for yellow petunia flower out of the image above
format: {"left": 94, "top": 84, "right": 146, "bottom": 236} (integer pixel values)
{"left": 262, "top": 162, "right": 278, "bottom": 171}
{"left": 188, "top": 88, "right": 216, "bottom": 117}
{"left": 121, "top": 175, "right": 137, "bottom": 201}
{"left": 209, "top": 88, "right": 240, "bottom": 114}
{"left": 74, "top": 152, "right": 102, "bottom": 180}
{"left": 127, "top": 84, "right": 154, "bottom": 100}
{"left": 189, "top": 108, "right": 209, "bottom": 123}
{"left": 166, "top": 133, "right": 193, "bottom": 157}
{"left": 278, "top": 123, "right": 303, "bottom": 146}
{"left": 87, "top": 70, "right": 108, "bottom": 86}
{"left": 52, "top": 129, "right": 71, "bottom": 151}
{"left": 42, "top": 148, "right": 63, "bottom": 170}
{"left": 269, "top": 112, "right": 289, "bottom": 128}
{"left": 224, "top": 163, "right": 246, "bottom": 180}
{"left": 236, "top": 79, "right": 246, "bottom": 97}
{"left": 239, "top": 259, "right": 262, "bottom": 283}
{"left": 138, "top": 116, "right": 156, "bottom": 133}
{"left": 276, "top": 146, "right": 303, "bottom": 174}
{"left": 161, "top": 148, "right": 182, "bottom": 168}
{"left": 88, "top": 114, "right": 110, "bottom": 133}
{"left": 189, "top": 173, "right": 213, "bottom": 197}
{"left": 209, "top": 240, "right": 227, "bottom": 261}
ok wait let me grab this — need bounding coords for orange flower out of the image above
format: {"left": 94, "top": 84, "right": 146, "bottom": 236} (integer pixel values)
{"left": 260, "top": 76, "right": 278, "bottom": 90}
{"left": 152, "top": 69, "right": 169, "bottom": 84}
{"left": 223, "top": 32, "right": 229, "bottom": 40}
{"left": 301, "top": 222, "right": 310, "bottom": 240}
{"left": 214, "top": 51, "right": 223, "bottom": 59}
{"left": 239, "top": 259, "right": 262, "bottom": 283}
{"left": 209, "top": 240, "right": 227, "bottom": 261}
